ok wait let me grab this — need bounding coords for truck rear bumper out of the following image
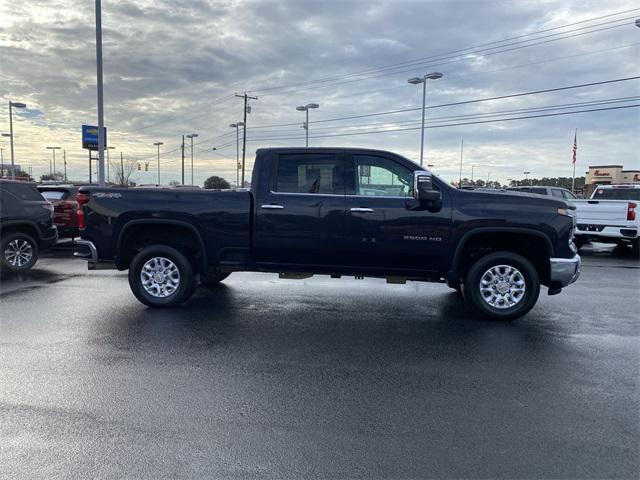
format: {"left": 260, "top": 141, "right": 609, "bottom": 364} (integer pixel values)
{"left": 549, "top": 254, "right": 581, "bottom": 288}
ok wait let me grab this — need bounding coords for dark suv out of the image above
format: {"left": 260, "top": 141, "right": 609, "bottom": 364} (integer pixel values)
{"left": 0, "top": 180, "right": 58, "bottom": 272}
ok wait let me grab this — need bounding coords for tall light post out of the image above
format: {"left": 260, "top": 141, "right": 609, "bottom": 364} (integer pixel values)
{"left": 523, "top": 171, "right": 531, "bottom": 186}
{"left": 407, "top": 72, "right": 442, "bottom": 166}
{"left": 296, "top": 103, "right": 319, "bottom": 147}
{"left": 1, "top": 133, "right": 10, "bottom": 176}
{"left": 8, "top": 101, "right": 27, "bottom": 179}
{"left": 153, "top": 142, "right": 163, "bottom": 185}
{"left": 46, "top": 146, "right": 61, "bottom": 177}
{"left": 186, "top": 133, "right": 198, "bottom": 185}
{"left": 105, "top": 146, "right": 115, "bottom": 183}
{"left": 229, "top": 122, "right": 244, "bottom": 187}
{"left": 94, "top": 0, "right": 106, "bottom": 186}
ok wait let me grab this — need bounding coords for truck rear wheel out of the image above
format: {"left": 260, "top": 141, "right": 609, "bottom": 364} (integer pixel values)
{"left": 128, "top": 245, "right": 195, "bottom": 307}
{"left": 463, "top": 251, "right": 540, "bottom": 321}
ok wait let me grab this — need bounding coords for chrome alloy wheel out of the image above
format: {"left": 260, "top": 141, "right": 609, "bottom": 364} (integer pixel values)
{"left": 140, "top": 257, "right": 181, "bottom": 298}
{"left": 479, "top": 264, "right": 526, "bottom": 309}
{"left": 4, "top": 239, "right": 34, "bottom": 267}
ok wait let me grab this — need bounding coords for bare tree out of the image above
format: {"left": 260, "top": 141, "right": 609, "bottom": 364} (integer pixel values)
{"left": 111, "top": 156, "right": 138, "bottom": 186}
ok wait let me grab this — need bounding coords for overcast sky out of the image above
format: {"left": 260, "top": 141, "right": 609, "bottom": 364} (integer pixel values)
{"left": 0, "top": 0, "right": 638, "bottom": 186}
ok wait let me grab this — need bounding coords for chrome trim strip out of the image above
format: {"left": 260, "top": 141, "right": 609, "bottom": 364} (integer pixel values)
{"left": 269, "top": 190, "right": 411, "bottom": 200}
{"left": 261, "top": 204, "right": 284, "bottom": 209}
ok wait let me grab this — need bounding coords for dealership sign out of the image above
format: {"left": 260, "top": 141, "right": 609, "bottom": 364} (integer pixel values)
{"left": 82, "top": 125, "right": 107, "bottom": 150}
{"left": 592, "top": 170, "right": 610, "bottom": 177}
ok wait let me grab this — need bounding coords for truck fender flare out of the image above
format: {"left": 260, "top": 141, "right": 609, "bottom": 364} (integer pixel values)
{"left": 447, "top": 227, "right": 553, "bottom": 285}
{"left": 116, "top": 219, "right": 208, "bottom": 271}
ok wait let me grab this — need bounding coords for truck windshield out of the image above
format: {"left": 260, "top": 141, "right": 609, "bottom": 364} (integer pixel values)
{"left": 592, "top": 188, "right": 640, "bottom": 200}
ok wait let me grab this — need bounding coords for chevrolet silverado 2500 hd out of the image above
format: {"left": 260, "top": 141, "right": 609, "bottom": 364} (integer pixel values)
{"left": 75, "top": 148, "right": 580, "bottom": 320}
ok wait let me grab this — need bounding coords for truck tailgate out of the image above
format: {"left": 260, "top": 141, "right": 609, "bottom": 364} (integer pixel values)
{"left": 573, "top": 200, "right": 629, "bottom": 224}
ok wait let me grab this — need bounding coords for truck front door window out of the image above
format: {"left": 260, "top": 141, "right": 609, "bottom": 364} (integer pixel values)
{"left": 353, "top": 155, "right": 413, "bottom": 197}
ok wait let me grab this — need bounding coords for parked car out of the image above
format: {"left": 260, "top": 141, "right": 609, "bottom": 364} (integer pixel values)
{"left": 75, "top": 147, "right": 580, "bottom": 320}
{"left": 0, "top": 180, "right": 58, "bottom": 272}
{"left": 37, "top": 185, "right": 80, "bottom": 238}
{"left": 572, "top": 184, "right": 639, "bottom": 252}
{"left": 506, "top": 186, "right": 577, "bottom": 201}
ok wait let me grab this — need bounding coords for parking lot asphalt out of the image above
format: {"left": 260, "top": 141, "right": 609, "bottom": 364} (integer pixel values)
{"left": 1, "top": 244, "right": 638, "bottom": 479}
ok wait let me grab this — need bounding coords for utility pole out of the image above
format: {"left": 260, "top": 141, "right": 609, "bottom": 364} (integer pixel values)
{"left": 181, "top": 135, "right": 185, "bottom": 185}
{"left": 471, "top": 165, "right": 475, "bottom": 182}
{"left": 235, "top": 92, "right": 257, "bottom": 187}
{"left": 458, "top": 139, "right": 463, "bottom": 188}
{"left": 153, "top": 142, "right": 163, "bottom": 185}
{"left": 63, "top": 149, "right": 67, "bottom": 181}
{"left": 120, "top": 152, "right": 124, "bottom": 186}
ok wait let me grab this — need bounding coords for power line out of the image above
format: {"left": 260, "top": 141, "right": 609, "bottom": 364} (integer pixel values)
{"left": 247, "top": 76, "right": 640, "bottom": 130}
{"left": 240, "top": 104, "right": 639, "bottom": 142}
{"left": 247, "top": 96, "right": 640, "bottom": 137}
{"left": 249, "top": 14, "right": 639, "bottom": 95}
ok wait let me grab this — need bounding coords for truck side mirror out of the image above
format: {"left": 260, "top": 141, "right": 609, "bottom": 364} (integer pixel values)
{"left": 413, "top": 171, "right": 441, "bottom": 202}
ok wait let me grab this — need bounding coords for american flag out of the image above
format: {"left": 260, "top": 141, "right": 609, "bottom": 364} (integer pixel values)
{"left": 572, "top": 129, "right": 577, "bottom": 164}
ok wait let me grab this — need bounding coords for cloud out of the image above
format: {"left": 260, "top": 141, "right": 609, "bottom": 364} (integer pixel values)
{"left": 0, "top": 0, "right": 637, "bottom": 185}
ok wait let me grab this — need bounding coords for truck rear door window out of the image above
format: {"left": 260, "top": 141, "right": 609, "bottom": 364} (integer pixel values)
{"left": 275, "top": 153, "right": 343, "bottom": 194}
{"left": 3, "top": 183, "right": 44, "bottom": 201}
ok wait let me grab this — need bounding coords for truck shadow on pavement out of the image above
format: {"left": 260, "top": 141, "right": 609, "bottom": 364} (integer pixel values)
{"left": 94, "top": 284, "right": 561, "bottom": 364}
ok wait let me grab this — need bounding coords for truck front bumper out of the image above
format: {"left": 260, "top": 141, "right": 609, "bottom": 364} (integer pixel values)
{"left": 549, "top": 254, "right": 581, "bottom": 288}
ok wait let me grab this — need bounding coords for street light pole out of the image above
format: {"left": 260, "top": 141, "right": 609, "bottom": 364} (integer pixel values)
{"left": 229, "top": 122, "right": 244, "bottom": 187}
{"left": 8, "top": 101, "right": 26, "bottom": 179}
{"left": 186, "top": 133, "right": 198, "bottom": 185}
{"left": 154, "top": 142, "right": 163, "bottom": 185}
{"left": 296, "top": 103, "right": 319, "bottom": 147}
{"left": 105, "top": 146, "right": 114, "bottom": 183}
{"left": 95, "top": 0, "right": 106, "bottom": 187}
{"left": 407, "top": 72, "right": 443, "bottom": 166}
{"left": 523, "top": 171, "right": 531, "bottom": 186}
{"left": 46, "top": 146, "right": 61, "bottom": 177}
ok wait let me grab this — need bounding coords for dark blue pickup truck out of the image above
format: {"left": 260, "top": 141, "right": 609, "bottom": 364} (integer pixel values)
{"left": 76, "top": 147, "right": 580, "bottom": 320}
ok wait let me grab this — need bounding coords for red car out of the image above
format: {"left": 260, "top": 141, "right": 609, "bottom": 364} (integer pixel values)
{"left": 37, "top": 185, "right": 80, "bottom": 239}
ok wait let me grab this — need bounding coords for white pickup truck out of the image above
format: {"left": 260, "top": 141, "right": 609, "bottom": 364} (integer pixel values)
{"left": 573, "top": 184, "right": 639, "bottom": 253}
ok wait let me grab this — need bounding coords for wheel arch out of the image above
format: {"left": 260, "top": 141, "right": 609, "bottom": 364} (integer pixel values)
{"left": 115, "top": 219, "right": 208, "bottom": 272}
{"left": 448, "top": 227, "right": 553, "bottom": 287}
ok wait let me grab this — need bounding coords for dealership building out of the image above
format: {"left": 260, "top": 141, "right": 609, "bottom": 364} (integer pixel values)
{"left": 584, "top": 165, "right": 640, "bottom": 195}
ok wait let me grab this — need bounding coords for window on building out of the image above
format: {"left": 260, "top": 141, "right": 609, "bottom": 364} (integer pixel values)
{"left": 353, "top": 155, "right": 413, "bottom": 197}
{"left": 275, "top": 153, "right": 343, "bottom": 194}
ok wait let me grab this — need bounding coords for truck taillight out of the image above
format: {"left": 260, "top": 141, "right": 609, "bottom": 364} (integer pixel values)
{"left": 76, "top": 192, "right": 90, "bottom": 230}
{"left": 628, "top": 202, "right": 637, "bottom": 221}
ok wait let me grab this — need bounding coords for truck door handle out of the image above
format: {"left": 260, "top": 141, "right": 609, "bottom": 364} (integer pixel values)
{"left": 261, "top": 204, "right": 284, "bottom": 209}
{"left": 350, "top": 207, "right": 374, "bottom": 213}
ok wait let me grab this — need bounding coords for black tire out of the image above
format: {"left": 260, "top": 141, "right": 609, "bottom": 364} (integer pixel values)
{"left": 200, "top": 270, "right": 231, "bottom": 286}
{"left": 463, "top": 251, "right": 540, "bottom": 321}
{"left": 1, "top": 232, "right": 39, "bottom": 273}
{"left": 128, "top": 245, "right": 195, "bottom": 307}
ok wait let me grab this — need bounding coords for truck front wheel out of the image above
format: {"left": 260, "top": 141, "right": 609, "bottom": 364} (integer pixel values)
{"left": 463, "top": 251, "right": 540, "bottom": 321}
{"left": 128, "top": 245, "right": 195, "bottom": 307}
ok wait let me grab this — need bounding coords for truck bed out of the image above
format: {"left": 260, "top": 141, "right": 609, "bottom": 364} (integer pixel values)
{"left": 78, "top": 187, "right": 252, "bottom": 266}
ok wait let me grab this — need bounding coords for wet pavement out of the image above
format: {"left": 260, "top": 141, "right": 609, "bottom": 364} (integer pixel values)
{"left": 1, "top": 243, "right": 638, "bottom": 479}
